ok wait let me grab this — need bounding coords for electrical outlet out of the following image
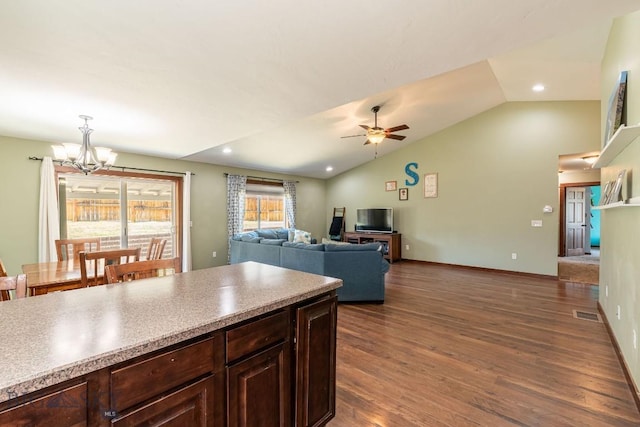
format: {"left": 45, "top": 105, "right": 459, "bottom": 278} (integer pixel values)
{"left": 405, "top": 244, "right": 410, "bottom": 251}
{"left": 212, "top": 251, "right": 217, "bottom": 258}
{"left": 605, "top": 285, "right": 609, "bottom": 297}
{"left": 617, "top": 305, "right": 621, "bottom": 320}
{"left": 511, "top": 253, "right": 517, "bottom": 260}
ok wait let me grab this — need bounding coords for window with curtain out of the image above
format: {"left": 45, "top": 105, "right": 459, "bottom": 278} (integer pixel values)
{"left": 243, "top": 182, "right": 286, "bottom": 230}
{"left": 56, "top": 169, "right": 182, "bottom": 260}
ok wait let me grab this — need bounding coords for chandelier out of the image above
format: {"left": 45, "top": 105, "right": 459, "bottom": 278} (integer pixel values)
{"left": 51, "top": 115, "right": 117, "bottom": 174}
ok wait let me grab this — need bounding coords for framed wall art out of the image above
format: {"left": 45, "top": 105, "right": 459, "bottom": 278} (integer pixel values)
{"left": 399, "top": 188, "right": 408, "bottom": 201}
{"left": 424, "top": 173, "right": 438, "bottom": 198}
{"left": 385, "top": 181, "right": 397, "bottom": 191}
{"left": 603, "top": 71, "right": 628, "bottom": 147}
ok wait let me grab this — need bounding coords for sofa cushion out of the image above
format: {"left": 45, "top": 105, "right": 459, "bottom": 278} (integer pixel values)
{"left": 261, "top": 238, "right": 286, "bottom": 245}
{"left": 255, "top": 229, "right": 280, "bottom": 239}
{"left": 240, "top": 233, "right": 262, "bottom": 243}
{"left": 275, "top": 228, "right": 290, "bottom": 240}
{"left": 293, "top": 229, "right": 312, "bottom": 244}
{"left": 325, "top": 242, "right": 381, "bottom": 252}
{"left": 283, "top": 242, "right": 325, "bottom": 251}
{"left": 321, "top": 238, "right": 351, "bottom": 246}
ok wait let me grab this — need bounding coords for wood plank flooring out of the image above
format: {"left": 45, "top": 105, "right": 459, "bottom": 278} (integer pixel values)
{"left": 329, "top": 261, "right": 640, "bottom": 426}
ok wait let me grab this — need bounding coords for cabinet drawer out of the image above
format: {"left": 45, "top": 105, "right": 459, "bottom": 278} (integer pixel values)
{"left": 0, "top": 382, "right": 87, "bottom": 427}
{"left": 227, "top": 310, "right": 289, "bottom": 363}
{"left": 111, "top": 337, "right": 215, "bottom": 412}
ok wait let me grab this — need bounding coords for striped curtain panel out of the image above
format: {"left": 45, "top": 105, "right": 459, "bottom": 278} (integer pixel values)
{"left": 283, "top": 180, "right": 296, "bottom": 229}
{"left": 226, "top": 174, "right": 247, "bottom": 263}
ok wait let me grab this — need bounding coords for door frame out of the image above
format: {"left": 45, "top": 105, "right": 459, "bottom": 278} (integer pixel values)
{"left": 558, "top": 181, "right": 599, "bottom": 257}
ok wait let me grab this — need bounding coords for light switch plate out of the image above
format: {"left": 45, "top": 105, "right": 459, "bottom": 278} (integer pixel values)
{"left": 531, "top": 220, "right": 543, "bottom": 227}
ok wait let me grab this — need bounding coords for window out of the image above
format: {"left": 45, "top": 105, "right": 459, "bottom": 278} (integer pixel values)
{"left": 243, "top": 182, "right": 285, "bottom": 230}
{"left": 57, "top": 169, "right": 181, "bottom": 260}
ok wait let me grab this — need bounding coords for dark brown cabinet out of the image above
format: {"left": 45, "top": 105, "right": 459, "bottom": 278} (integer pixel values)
{"left": 228, "top": 343, "right": 291, "bottom": 427}
{"left": 0, "top": 382, "right": 89, "bottom": 427}
{"left": 112, "top": 376, "right": 215, "bottom": 426}
{"left": 0, "top": 292, "right": 337, "bottom": 427}
{"left": 226, "top": 310, "right": 291, "bottom": 427}
{"left": 295, "top": 296, "right": 337, "bottom": 427}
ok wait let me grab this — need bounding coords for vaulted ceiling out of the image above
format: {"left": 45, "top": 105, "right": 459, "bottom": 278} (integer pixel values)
{"left": 1, "top": 1, "right": 639, "bottom": 178}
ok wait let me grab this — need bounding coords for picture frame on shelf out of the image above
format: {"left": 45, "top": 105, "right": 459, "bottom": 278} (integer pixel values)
{"left": 609, "top": 169, "right": 627, "bottom": 204}
{"left": 603, "top": 71, "right": 628, "bottom": 147}
{"left": 399, "top": 188, "right": 408, "bottom": 201}
{"left": 599, "top": 181, "right": 613, "bottom": 205}
{"left": 385, "top": 180, "right": 397, "bottom": 191}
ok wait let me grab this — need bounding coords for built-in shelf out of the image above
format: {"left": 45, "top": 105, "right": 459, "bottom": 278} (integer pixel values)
{"left": 593, "top": 199, "right": 640, "bottom": 210}
{"left": 594, "top": 124, "right": 640, "bottom": 168}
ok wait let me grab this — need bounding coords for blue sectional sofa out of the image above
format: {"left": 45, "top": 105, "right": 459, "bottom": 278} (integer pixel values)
{"left": 230, "top": 229, "right": 389, "bottom": 302}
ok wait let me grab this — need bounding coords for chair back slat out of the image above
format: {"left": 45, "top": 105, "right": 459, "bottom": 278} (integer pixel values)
{"left": 55, "top": 238, "right": 101, "bottom": 261}
{"left": 146, "top": 238, "right": 167, "bottom": 260}
{"left": 79, "top": 248, "right": 141, "bottom": 287}
{"left": 0, "top": 258, "right": 7, "bottom": 277}
{"left": 105, "top": 258, "right": 181, "bottom": 284}
{"left": 0, "top": 274, "right": 27, "bottom": 301}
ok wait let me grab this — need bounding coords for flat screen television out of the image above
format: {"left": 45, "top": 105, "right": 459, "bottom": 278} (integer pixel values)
{"left": 355, "top": 208, "right": 393, "bottom": 233}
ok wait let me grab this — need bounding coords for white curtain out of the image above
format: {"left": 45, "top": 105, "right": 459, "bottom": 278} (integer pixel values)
{"left": 226, "top": 174, "right": 247, "bottom": 263}
{"left": 182, "top": 171, "right": 192, "bottom": 272}
{"left": 283, "top": 180, "right": 296, "bottom": 229}
{"left": 38, "top": 157, "right": 60, "bottom": 262}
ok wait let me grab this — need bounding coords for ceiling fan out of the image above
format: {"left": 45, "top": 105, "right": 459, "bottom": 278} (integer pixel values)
{"left": 342, "top": 105, "right": 409, "bottom": 146}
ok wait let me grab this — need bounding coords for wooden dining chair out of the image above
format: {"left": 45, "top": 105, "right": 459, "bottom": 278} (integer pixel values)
{"left": 79, "top": 248, "right": 141, "bottom": 287}
{"left": 146, "top": 237, "right": 167, "bottom": 260}
{"left": 55, "top": 238, "right": 101, "bottom": 261}
{"left": 105, "top": 258, "right": 181, "bottom": 284}
{"left": 0, "top": 258, "right": 7, "bottom": 277}
{"left": 0, "top": 274, "right": 27, "bottom": 301}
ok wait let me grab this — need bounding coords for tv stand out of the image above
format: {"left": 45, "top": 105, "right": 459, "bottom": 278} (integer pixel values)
{"left": 343, "top": 232, "right": 401, "bottom": 263}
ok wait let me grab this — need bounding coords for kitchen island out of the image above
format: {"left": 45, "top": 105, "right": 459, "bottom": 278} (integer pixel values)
{"left": 0, "top": 261, "right": 341, "bottom": 426}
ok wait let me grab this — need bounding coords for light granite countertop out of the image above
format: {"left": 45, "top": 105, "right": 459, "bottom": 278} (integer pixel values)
{"left": 0, "top": 261, "right": 341, "bottom": 404}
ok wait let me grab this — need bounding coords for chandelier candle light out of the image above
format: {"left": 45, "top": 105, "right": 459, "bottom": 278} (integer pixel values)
{"left": 52, "top": 115, "right": 117, "bottom": 174}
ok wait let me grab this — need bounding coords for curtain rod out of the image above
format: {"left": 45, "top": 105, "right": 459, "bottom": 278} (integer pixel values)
{"left": 223, "top": 173, "right": 298, "bottom": 183}
{"left": 28, "top": 157, "right": 194, "bottom": 176}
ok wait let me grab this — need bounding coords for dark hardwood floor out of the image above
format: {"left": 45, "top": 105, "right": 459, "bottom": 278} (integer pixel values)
{"left": 330, "top": 261, "right": 640, "bottom": 426}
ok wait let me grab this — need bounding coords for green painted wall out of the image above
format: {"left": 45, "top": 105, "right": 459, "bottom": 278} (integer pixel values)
{"left": 0, "top": 135, "right": 326, "bottom": 275}
{"left": 599, "top": 10, "right": 640, "bottom": 391}
{"left": 327, "top": 101, "right": 601, "bottom": 275}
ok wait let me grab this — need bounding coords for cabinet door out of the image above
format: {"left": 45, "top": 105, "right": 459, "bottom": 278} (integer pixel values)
{"left": 112, "top": 376, "right": 215, "bottom": 427}
{"left": 295, "top": 296, "right": 337, "bottom": 427}
{"left": 227, "top": 343, "right": 291, "bottom": 427}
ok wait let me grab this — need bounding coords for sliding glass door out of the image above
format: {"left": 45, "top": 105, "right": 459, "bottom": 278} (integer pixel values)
{"left": 58, "top": 173, "right": 177, "bottom": 259}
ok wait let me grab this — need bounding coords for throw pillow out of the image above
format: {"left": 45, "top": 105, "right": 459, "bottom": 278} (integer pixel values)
{"left": 293, "top": 229, "right": 311, "bottom": 244}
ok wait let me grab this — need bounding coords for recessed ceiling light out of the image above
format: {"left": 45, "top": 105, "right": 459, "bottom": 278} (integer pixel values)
{"left": 223, "top": 147, "right": 232, "bottom": 154}
{"left": 532, "top": 84, "right": 545, "bottom": 92}
{"left": 326, "top": 166, "right": 333, "bottom": 172}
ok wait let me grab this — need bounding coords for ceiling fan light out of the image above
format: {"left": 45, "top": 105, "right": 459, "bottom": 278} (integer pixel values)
{"left": 368, "top": 129, "right": 386, "bottom": 144}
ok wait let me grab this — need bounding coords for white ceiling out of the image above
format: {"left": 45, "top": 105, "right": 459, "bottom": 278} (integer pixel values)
{"left": 1, "top": 1, "right": 638, "bottom": 178}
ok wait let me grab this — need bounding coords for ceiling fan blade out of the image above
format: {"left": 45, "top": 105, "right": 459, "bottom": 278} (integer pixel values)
{"left": 386, "top": 134, "right": 406, "bottom": 141}
{"left": 363, "top": 140, "right": 371, "bottom": 145}
{"left": 341, "top": 134, "right": 366, "bottom": 139}
{"left": 359, "top": 124, "right": 370, "bottom": 131}
{"left": 385, "top": 124, "right": 409, "bottom": 133}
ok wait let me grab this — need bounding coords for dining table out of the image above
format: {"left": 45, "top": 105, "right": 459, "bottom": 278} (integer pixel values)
{"left": 21, "top": 259, "right": 104, "bottom": 296}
